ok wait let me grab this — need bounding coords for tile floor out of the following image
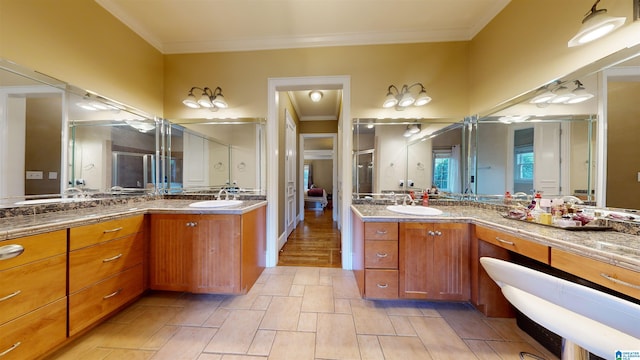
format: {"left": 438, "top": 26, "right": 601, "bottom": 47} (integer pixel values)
{"left": 48, "top": 266, "right": 558, "bottom": 360}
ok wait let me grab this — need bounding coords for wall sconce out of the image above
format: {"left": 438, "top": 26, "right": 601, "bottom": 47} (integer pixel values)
{"left": 182, "top": 86, "right": 228, "bottom": 110}
{"left": 382, "top": 83, "right": 431, "bottom": 110}
{"left": 309, "top": 90, "right": 323, "bottom": 102}
{"left": 403, "top": 123, "right": 421, "bottom": 137}
{"left": 568, "top": 0, "right": 626, "bottom": 47}
{"left": 529, "top": 80, "right": 594, "bottom": 105}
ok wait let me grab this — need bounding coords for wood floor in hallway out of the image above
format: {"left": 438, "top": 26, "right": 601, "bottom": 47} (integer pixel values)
{"left": 278, "top": 209, "right": 341, "bottom": 268}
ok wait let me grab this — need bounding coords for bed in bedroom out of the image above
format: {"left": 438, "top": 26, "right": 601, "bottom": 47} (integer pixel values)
{"left": 304, "top": 187, "right": 328, "bottom": 209}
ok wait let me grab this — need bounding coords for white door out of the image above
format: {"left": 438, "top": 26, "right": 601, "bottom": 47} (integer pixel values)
{"left": 534, "top": 122, "right": 561, "bottom": 195}
{"left": 285, "top": 110, "right": 297, "bottom": 237}
{"left": 183, "top": 132, "right": 209, "bottom": 188}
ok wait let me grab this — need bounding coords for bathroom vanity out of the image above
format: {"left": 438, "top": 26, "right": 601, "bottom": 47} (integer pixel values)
{"left": 351, "top": 204, "right": 640, "bottom": 319}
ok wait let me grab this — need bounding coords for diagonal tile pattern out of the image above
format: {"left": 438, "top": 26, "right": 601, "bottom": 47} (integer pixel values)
{"left": 47, "top": 266, "right": 558, "bottom": 360}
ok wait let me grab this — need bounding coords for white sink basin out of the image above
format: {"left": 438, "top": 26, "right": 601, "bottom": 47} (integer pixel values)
{"left": 189, "top": 200, "right": 243, "bottom": 208}
{"left": 386, "top": 205, "right": 443, "bottom": 216}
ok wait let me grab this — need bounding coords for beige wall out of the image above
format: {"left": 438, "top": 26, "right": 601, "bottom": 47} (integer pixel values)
{"left": 300, "top": 120, "right": 338, "bottom": 133}
{"left": 606, "top": 81, "right": 640, "bottom": 209}
{"left": 470, "top": 0, "right": 640, "bottom": 115}
{"left": 164, "top": 42, "right": 469, "bottom": 121}
{"left": 0, "top": 0, "right": 164, "bottom": 115}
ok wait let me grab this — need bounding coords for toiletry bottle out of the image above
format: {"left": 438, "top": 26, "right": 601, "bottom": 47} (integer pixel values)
{"left": 504, "top": 191, "right": 512, "bottom": 205}
{"left": 422, "top": 190, "right": 429, "bottom": 206}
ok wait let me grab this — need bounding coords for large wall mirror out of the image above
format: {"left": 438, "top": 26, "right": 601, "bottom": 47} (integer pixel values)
{"left": 162, "top": 118, "right": 266, "bottom": 196}
{"left": 0, "top": 59, "right": 66, "bottom": 204}
{"left": 0, "top": 58, "right": 158, "bottom": 206}
{"left": 68, "top": 92, "right": 158, "bottom": 195}
{"left": 352, "top": 118, "right": 463, "bottom": 199}
{"left": 472, "top": 42, "right": 640, "bottom": 213}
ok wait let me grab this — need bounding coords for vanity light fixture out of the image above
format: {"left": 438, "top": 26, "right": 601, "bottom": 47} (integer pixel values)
{"left": 568, "top": 0, "right": 626, "bottom": 47}
{"left": 183, "top": 86, "right": 228, "bottom": 110}
{"left": 566, "top": 80, "right": 595, "bottom": 104}
{"left": 383, "top": 83, "right": 431, "bottom": 110}
{"left": 529, "top": 80, "right": 594, "bottom": 105}
{"left": 549, "top": 84, "right": 575, "bottom": 104}
{"left": 309, "top": 90, "right": 323, "bottom": 102}
{"left": 403, "top": 123, "right": 421, "bottom": 137}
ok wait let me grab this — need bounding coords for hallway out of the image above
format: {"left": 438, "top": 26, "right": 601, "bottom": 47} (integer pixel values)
{"left": 278, "top": 209, "right": 341, "bottom": 268}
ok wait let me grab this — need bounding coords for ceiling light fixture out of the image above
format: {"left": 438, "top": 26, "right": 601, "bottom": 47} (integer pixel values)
{"left": 182, "top": 86, "right": 228, "bottom": 110}
{"left": 568, "top": 0, "right": 626, "bottom": 47}
{"left": 309, "top": 90, "right": 323, "bottom": 102}
{"left": 382, "top": 83, "right": 431, "bottom": 110}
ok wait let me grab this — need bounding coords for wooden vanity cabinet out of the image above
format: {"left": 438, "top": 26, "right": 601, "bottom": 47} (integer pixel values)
{"left": 551, "top": 248, "right": 640, "bottom": 300}
{"left": 68, "top": 215, "right": 146, "bottom": 336}
{"left": 150, "top": 206, "right": 266, "bottom": 294}
{"left": 363, "top": 222, "right": 399, "bottom": 299}
{"left": 399, "top": 222, "right": 470, "bottom": 300}
{"left": 0, "top": 230, "right": 67, "bottom": 360}
{"left": 471, "top": 225, "right": 551, "bottom": 317}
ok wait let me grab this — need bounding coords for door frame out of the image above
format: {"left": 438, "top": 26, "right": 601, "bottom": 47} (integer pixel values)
{"left": 267, "top": 76, "right": 352, "bottom": 268}
{"left": 299, "top": 133, "right": 338, "bottom": 223}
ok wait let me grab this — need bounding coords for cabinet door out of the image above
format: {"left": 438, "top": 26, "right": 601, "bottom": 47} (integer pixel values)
{"left": 430, "top": 223, "right": 470, "bottom": 301}
{"left": 150, "top": 214, "right": 194, "bottom": 291}
{"left": 399, "top": 223, "right": 470, "bottom": 300}
{"left": 192, "top": 215, "right": 241, "bottom": 294}
{"left": 400, "top": 223, "right": 432, "bottom": 299}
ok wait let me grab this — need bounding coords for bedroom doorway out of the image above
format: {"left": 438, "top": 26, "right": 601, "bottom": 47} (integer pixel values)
{"left": 299, "top": 133, "right": 338, "bottom": 223}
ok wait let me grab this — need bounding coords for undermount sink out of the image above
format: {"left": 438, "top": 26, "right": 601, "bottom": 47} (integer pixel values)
{"left": 188, "top": 199, "right": 243, "bottom": 208}
{"left": 386, "top": 205, "right": 443, "bottom": 216}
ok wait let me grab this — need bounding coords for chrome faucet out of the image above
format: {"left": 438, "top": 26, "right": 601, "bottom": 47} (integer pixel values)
{"left": 63, "top": 187, "right": 84, "bottom": 198}
{"left": 217, "top": 188, "right": 229, "bottom": 200}
{"left": 402, "top": 194, "right": 415, "bottom": 206}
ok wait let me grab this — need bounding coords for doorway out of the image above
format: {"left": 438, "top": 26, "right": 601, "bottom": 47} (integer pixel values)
{"left": 266, "top": 76, "right": 352, "bottom": 269}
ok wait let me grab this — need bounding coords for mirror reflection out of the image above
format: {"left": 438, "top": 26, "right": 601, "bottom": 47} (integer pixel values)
{"left": 163, "top": 118, "right": 266, "bottom": 196}
{"left": 68, "top": 96, "right": 157, "bottom": 195}
{"left": 352, "top": 118, "right": 461, "bottom": 199}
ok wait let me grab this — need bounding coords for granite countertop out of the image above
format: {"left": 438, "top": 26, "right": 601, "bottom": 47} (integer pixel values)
{"left": 0, "top": 199, "right": 267, "bottom": 241}
{"left": 352, "top": 204, "right": 640, "bottom": 272}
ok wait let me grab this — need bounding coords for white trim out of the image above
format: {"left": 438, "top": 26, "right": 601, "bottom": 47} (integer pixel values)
{"left": 267, "top": 76, "right": 351, "bottom": 269}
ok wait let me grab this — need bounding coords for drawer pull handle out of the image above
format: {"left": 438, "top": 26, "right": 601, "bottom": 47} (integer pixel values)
{"left": 376, "top": 283, "right": 389, "bottom": 289}
{"left": 103, "top": 227, "right": 123, "bottom": 234}
{"left": 495, "top": 237, "right": 515, "bottom": 246}
{"left": 0, "top": 290, "right": 21, "bottom": 302}
{"left": 103, "top": 254, "right": 123, "bottom": 263}
{"left": 0, "top": 342, "right": 21, "bottom": 357}
{"left": 186, "top": 222, "right": 198, "bottom": 227}
{"left": 0, "top": 244, "right": 24, "bottom": 261}
{"left": 376, "top": 252, "right": 388, "bottom": 258}
{"left": 375, "top": 229, "right": 387, "bottom": 235}
{"left": 103, "top": 288, "right": 123, "bottom": 300}
{"left": 600, "top": 273, "right": 640, "bottom": 290}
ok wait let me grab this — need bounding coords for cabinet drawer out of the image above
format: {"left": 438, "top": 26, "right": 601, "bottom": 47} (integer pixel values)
{"left": 0, "top": 297, "right": 67, "bottom": 360}
{"left": 551, "top": 248, "right": 640, "bottom": 300}
{"left": 365, "top": 241, "right": 398, "bottom": 269}
{"left": 0, "top": 230, "right": 66, "bottom": 271}
{"left": 70, "top": 215, "right": 144, "bottom": 250}
{"left": 69, "top": 232, "right": 144, "bottom": 293}
{"left": 475, "top": 226, "right": 549, "bottom": 264}
{"left": 69, "top": 263, "right": 144, "bottom": 336}
{"left": 0, "top": 254, "right": 66, "bottom": 326}
{"left": 365, "top": 269, "right": 398, "bottom": 299}
{"left": 364, "top": 222, "right": 398, "bottom": 241}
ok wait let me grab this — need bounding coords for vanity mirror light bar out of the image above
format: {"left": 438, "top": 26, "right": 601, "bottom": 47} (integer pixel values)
{"left": 529, "top": 80, "right": 594, "bottom": 105}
